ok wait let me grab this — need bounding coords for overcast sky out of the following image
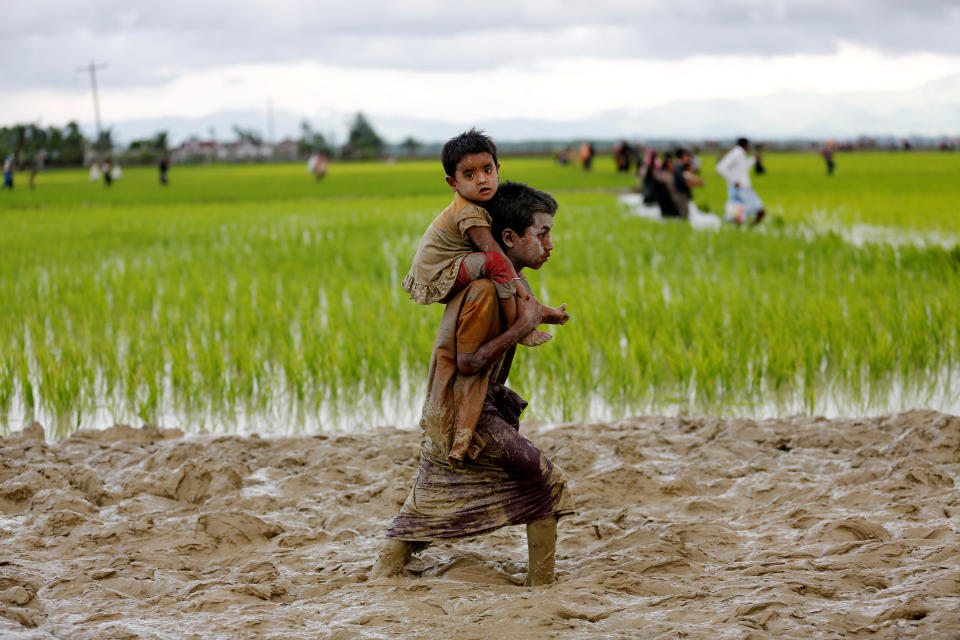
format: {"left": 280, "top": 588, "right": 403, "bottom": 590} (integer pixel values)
{"left": 3, "top": 0, "right": 959, "bottom": 140}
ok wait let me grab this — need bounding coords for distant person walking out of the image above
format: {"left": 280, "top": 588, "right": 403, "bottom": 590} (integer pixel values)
{"left": 578, "top": 142, "right": 595, "bottom": 172}
{"left": 653, "top": 153, "right": 680, "bottom": 218}
{"left": 158, "top": 153, "right": 170, "bottom": 185}
{"left": 29, "top": 150, "right": 45, "bottom": 190}
{"left": 673, "top": 148, "right": 704, "bottom": 220}
{"left": 639, "top": 148, "right": 659, "bottom": 205}
{"left": 307, "top": 151, "right": 328, "bottom": 181}
{"left": 613, "top": 140, "right": 632, "bottom": 173}
{"left": 822, "top": 140, "right": 836, "bottom": 176}
{"left": 314, "top": 152, "right": 328, "bottom": 181}
{"left": 102, "top": 159, "right": 114, "bottom": 187}
{"left": 2, "top": 154, "right": 14, "bottom": 191}
{"left": 716, "top": 137, "right": 765, "bottom": 226}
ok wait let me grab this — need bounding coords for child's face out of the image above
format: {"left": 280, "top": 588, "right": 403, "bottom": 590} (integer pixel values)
{"left": 446, "top": 152, "right": 499, "bottom": 202}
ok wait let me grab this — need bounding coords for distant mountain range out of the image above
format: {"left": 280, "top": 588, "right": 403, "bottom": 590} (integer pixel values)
{"left": 100, "top": 74, "right": 960, "bottom": 147}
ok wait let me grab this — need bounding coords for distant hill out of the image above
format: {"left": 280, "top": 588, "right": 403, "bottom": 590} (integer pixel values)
{"left": 96, "top": 74, "right": 960, "bottom": 147}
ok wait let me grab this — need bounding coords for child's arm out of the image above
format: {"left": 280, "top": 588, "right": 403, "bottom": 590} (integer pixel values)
{"left": 465, "top": 226, "right": 530, "bottom": 298}
{"left": 466, "top": 226, "right": 515, "bottom": 276}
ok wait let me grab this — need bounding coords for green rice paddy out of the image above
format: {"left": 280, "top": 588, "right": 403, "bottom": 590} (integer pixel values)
{"left": 2, "top": 152, "right": 959, "bottom": 436}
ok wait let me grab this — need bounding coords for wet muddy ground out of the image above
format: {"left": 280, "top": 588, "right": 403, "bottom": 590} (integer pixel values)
{"left": 2, "top": 410, "right": 958, "bottom": 639}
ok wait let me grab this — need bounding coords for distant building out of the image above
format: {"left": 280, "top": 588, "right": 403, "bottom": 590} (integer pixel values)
{"left": 172, "top": 140, "right": 219, "bottom": 164}
{"left": 216, "top": 141, "right": 267, "bottom": 162}
{"left": 272, "top": 139, "right": 299, "bottom": 161}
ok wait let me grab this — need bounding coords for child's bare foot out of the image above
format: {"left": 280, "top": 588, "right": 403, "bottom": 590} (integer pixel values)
{"left": 520, "top": 330, "right": 552, "bottom": 347}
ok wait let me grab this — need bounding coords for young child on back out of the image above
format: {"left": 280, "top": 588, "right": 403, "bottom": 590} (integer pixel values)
{"left": 402, "top": 128, "right": 567, "bottom": 346}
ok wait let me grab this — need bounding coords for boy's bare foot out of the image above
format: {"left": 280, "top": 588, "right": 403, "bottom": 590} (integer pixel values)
{"left": 520, "top": 330, "right": 553, "bottom": 347}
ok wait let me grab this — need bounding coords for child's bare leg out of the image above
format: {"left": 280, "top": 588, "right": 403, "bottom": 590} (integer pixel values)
{"left": 506, "top": 294, "right": 552, "bottom": 347}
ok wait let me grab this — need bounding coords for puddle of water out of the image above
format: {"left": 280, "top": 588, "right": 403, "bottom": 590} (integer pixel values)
{"left": 4, "top": 367, "right": 958, "bottom": 439}
{"left": 619, "top": 195, "right": 960, "bottom": 249}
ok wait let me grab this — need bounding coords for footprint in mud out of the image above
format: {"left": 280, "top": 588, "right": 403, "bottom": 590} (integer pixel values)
{"left": 412, "top": 553, "right": 523, "bottom": 586}
{"left": 198, "top": 511, "right": 283, "bottom": 546}
{"left": 812, "top": 517, "right": 891, "bottom": 544}
{"left": 890, "top": 459, "right": 954, "bottom": 489}
{"left": 874, "top": 598, "right": 932, "bottom": 623}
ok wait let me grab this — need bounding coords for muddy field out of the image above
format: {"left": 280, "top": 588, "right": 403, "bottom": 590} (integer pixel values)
{"left": 2, "top": 410, "right": 959, "bottom": 639}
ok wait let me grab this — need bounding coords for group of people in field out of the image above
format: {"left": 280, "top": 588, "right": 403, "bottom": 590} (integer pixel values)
{"left": 638, "top": 146, "right": 705, "bottom": 220}
{"left": 556, "top": 137, "right": 768, "bottom": 226}
{"left": 639, "top": 137, "right": 766, "bottom": 226}
{"left": 371, "top": 129, "right": 574, "bottom": 586}
{"left": 2, "top": 152, "right": 45, "bottom": 191}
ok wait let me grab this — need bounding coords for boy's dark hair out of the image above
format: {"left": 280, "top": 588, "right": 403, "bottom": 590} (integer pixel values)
{"left": 487, "top": 181, "right": 558, "bottom": 246}
{"left": 441, "top": 128, "right": 498, "bottom": 177}
{"left": 736, "top": 137, "right": 750, "bottom": 148}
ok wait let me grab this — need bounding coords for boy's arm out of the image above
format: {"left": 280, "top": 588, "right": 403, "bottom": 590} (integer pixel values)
{"left": 457, "top": 292, "right": 541, "bottom": 375}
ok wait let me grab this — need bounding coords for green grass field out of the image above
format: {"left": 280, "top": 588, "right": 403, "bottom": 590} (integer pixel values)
{"left": 2, "top": 152, "right": 959, "bottom": 436}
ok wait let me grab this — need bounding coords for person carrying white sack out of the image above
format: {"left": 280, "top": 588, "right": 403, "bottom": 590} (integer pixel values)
{"left": 716, "top": 137, "right": 765, "bottom": 226}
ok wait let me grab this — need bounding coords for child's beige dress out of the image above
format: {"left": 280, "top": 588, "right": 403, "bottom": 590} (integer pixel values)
{"left": 403, "top": 193, "right": 516, "bottom": 304}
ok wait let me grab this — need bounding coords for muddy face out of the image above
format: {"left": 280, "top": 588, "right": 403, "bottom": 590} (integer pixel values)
{"left": 510, "top": 212, "right": 554, "bottom": 270}
{"left": 446, "top": 152, "right": 500, "bottom": 203}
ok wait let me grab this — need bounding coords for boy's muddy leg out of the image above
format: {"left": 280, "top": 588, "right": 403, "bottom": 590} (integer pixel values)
{"left": 370, "top": 539, "right": 416, "bottom": 578}
{"left": 525, "top": 517, "right": 557, "bottom": 586}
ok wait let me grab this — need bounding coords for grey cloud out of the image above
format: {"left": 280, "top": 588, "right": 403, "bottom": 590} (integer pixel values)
{"left": 105, "top": 72, "right": 960, "bottom": 144}
{"left": 2, "top": 0, "right": 959, "bottom": 92}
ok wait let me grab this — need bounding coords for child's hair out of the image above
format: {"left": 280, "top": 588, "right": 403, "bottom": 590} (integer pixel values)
{"left": 487, "top": 181, "right": 558, "bottom": 243}
{"left": 441, "top": 128, "right": 498, "bottom": 177}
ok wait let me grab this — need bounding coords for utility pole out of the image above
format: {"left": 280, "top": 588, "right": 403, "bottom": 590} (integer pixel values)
{"left": 266, "top": 99, "right": 274, "bottom": 146}
{"left": 76, "top": 60, "right": 107, "bottom": 145}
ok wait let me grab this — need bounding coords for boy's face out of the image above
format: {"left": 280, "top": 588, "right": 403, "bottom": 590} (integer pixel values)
{"left": 446, "top": 152, "right": 499, "bottom": 202}
{"left": 504, "top": 212, "right": 554, "bottom": 271}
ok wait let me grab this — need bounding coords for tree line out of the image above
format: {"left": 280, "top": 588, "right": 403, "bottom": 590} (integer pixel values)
{"left": 1, "top": 113, "right": 421, "bottom": 167}
{"left": 1, "top": 122, "right": 88, "bottom": 167}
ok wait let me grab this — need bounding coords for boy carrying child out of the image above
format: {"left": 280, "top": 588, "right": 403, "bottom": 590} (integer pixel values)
{"left": 375, "top": 178, "right": 574, "bottom": 585}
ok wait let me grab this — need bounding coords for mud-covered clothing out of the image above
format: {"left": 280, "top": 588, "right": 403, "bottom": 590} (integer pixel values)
{"left": 384, "top": 279, "right": 573, "bottom": 540}
{"left": 451, "top": 251, "right": 516, "bottom": 300}
{"left": 402, "top": 193, "right": 517, "bottom": 305}
{"left": 386, "top": 384, "right": 574, "bottom": 541}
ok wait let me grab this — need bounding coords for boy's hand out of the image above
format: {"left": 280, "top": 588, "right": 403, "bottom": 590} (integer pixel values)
{"left": 543, "top": 303, "right": 569, "bottom": 325}
{"left": 516, "top": 292, "right": 543, "bottom": 333}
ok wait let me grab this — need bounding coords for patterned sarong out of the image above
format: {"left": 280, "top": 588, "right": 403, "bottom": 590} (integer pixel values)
{"left": 385, "top": 384, "right": 574, "bottom": 541}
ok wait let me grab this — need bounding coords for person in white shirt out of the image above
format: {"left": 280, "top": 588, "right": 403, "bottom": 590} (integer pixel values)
{"left": 715, "top": 137, "right": 765, "bottom": 225}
